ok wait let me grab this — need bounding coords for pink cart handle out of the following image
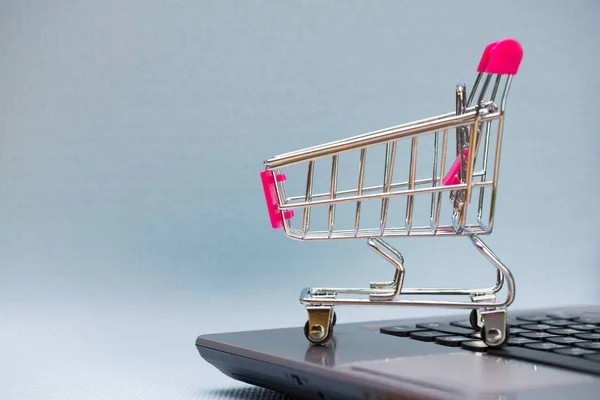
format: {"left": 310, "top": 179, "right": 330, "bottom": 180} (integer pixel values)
{"left": 260, "top": 170, "right": 294, "bottom": 229}
{"left": 443, "top": 39, "right": 523, "bottom": 185}
{"left": 476, "top": 38, "right": 523, "bottom": 75}
{"left": 476, "top": 41, "right": 498, "bottom": 73}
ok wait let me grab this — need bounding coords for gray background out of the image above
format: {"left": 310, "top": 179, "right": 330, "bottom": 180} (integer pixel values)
{"left": 0, "top": 1, "right": 598, "bottom": 399}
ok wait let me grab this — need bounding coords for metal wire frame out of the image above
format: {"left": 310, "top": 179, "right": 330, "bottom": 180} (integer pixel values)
{"left": 263, "top": 72, "right": 514, "bottom": 242}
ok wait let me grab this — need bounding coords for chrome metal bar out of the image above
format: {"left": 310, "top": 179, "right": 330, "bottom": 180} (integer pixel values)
{"left": 488, "top": 114, "right": 505, "bottom": 232}
{"left": 467, "top": 73, "right": 483, "bottom": 106}
{"left": 456, "top": 83, "right": 467, "bottom": 160}
{"left": 472, "top": 75, "right": 501, "bottom": 223}
{"left": 285, "top": 223, "right": 491, "bottom": 241}
{"left": 306, "top": 285, "right": 496, "bottom": 297}
{"left": 487, "top": 76, "right": 513, "bottom": 230}
{"left": 460, "top": 75, "right": 492, "bottom": 228}
{"left": 354, "top": 149, "right": 367, "bottom": 236}
{"left": 302, "top": 161, "right": 315, "bottom": 236}
{"left": 470, "top": 235, "right": 514, "bottom": 306}
{"left": 269, "top": 103, "right": 489, "bottom": 161}
{"left": 477, "top": 118, "right": 493, "bottom": 221}
{"left": 368, "top": 238, "right": 404, "bottom": 288}
{"left": 490, "top": 75, "right": 502, "bottom": 102}
{"left": 299, "top": 235, "right": 514, "bottom": 309}
{"left": 328, "top": 155, "right": 338, "bottom": 236}
{"left": 367, "top": 238, "right": 405, "bottom": 301}
{"left": 301, "top": 297, "right": 505, "bottom": 309}
{"left": 280, "top": 181, "right": 493, "bottom": 210}
{"left": 287, "top": 170, "right": 488, "bottom": 202}
{"left": 265, "top": 108, "right": 499, "bottom": 169}
{"left": 451, "top": 83, "right": 469, "bottom": 225}
{"left": 380, "top": 142, "right": 397, "bottom": 233}
{"left": 471, "top": 75, "right": 501, "bottom": 158}
{"left": 405, "top": 137, "right": 418, "bottom": 232}
{"left": 500, "top": 76, "right": 513, "bottom": 113}
{"left": 308, "top": 233, "right": 504, "bottom": 297}
{"left": 429, "top": 131, "right": 439, "bottom": 226}
{"left": 433, "top": 129, "right": 448, "bottom": 232}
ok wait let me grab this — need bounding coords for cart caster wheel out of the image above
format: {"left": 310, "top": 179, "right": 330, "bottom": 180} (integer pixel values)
{"left": 469, "top": 309, "right": 481, "bottom": 330}
{"left": 331, "top": 311, "right": 337, "bottom": 327}
{"left": 304, "top": 320, "right": 333, "bottom": 345}
{"left": 481, "top": 325, "right": 510, "bottom": 348}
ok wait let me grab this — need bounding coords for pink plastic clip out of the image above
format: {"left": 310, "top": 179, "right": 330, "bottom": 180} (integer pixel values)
{"left": 476, "top": 38, "right": 523, "bottom": 75}
{"left": 476, "top": 41, "right": 498, "bottom": 73}
{"left": 443, "top": 149, "right": 469, "bottom": 186}
{"left": 260, "top": 170, "right": 294, "bottom": 229}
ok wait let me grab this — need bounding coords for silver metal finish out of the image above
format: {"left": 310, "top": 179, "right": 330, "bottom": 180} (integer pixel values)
{"left": 481, "top": 309, "right": 508, "bottom": 346}
{"left": 263, "top": 66, "right": 519, "bottom": 347}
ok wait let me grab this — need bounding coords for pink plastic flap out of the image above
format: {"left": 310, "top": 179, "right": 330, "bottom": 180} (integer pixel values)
{"left": 443, "top": 149, "right": 469, "bottom": 186}
{"left": 476, "top": 38, "right": 523, "bottom": 75}
{"left": 260, "top": 170, "right": 294, "bottom": 229}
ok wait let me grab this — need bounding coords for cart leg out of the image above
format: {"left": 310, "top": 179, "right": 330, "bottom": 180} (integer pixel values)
{"left": 366, "top": 238, "right": 405, "bottom": 301}
{"left": 480, "top": 309, "right": 509, "bottom": 347}
{"left": 469, "top": 235, "right": 514, "bottom": 306}
{"left": 469, "top": 293, "right": 496, "bottom": 329}
{"left": 304, "top": 305, "right": 335, "bottom": 345}
{"left": 369, "top": 268, "right": 401, "bottom": 290}
{"left": 469, "top": 235, "right": 515, "bottom": 347}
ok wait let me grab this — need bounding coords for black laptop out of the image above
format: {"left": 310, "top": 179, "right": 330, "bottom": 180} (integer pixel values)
{"left": 197, "top": 306, "right": 600, "bottom": 399}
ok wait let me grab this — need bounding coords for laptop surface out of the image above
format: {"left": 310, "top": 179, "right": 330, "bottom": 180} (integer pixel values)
{"left": 196, "top": 305, "right": 600, "bottom": 399}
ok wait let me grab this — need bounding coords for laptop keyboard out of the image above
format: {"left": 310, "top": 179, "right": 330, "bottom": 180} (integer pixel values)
{"left": 380, "top": 313, "right": 600, "bottom": 376}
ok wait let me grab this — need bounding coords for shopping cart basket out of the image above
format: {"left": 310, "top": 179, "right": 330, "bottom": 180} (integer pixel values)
{"left": 259, "top": 38, "right": 523, "bottom": 348}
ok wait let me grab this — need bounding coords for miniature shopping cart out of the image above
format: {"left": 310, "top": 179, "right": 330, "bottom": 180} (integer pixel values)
{"left": 259, "top": 39, "right": 523, "bottom": 348}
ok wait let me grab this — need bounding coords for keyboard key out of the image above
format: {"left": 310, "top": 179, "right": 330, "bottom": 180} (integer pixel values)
{"left": 583, "top": 353, "right": 600, "bottom": 362}
{"left": 553, "top": 347, "right": 598, "bottom": 357}
{"left": 521, "top": 324, "right": 552, "bottom": 331}
{"left": 546, "top": 311, "right": 580, "bottom": 319}
{"left": 547, "top": 328, "right": 584, "bottom": 336}
{"left": 380, "top": 312, "right": 600, "bottom": 376}
{"left": 416, "top": 323, "right": 474, "bottom": 335}
{"left": 506, "top": 318, "right": 529, "bottom": 327}
{"left": 541, "top": 319, "right": 575, "bottom": 327}
{"left": 575, "top": 333, "right": 600, "bottom": 341}
{"left": 576, "top": 342, "right": 600, "bottom": 350}
{"left": 507, "top": 337, "right": 539, "bottom": 346}
{"left": 525, "top": 342, "right": 568, "bottom": 351}
{"left": 449, "top": 320, "right": 474, "bottom": 329}
{"left": 573, "top": 316, "right": 600, "bottom": 325}
{"left": 435, "top": 336, "right": 472, "bottom": 347}
{"left": 547, "top": 337, "right": 586, "bottom": 345}
{"left": 488, "top": 346, "right": 600, "bottom": 375}
{"left": 517, "top": 315, "right": 550, "bottom": 323}
{"left": 568, "top": 324, "right": 598, "bottom": 331}
{"left": 380, "top": 326, "right": 427, "bottom": 337}
{"left": 461, "top": 340, "right": 488, "bottom": 352}
{"left": 519, "top": 332, "right": 559, "bottom": 340}
{"left": 509, "top": 327, "right": 531, "bottom": 335}
{"left": 410, "top": 331, "right": 449, "bottom": 342}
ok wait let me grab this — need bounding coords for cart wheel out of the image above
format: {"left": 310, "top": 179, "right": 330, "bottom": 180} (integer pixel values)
{"left": 304, "top": 320, "right": 333, "bottom": 345}
{"left": 481, "top": 325, "right": 510, "bottom": 348}
{"left": 331, "top": 311, "right": 337, "bottom": 327}
{"left": 469, "top": 309, "right": 481, "bottom": 330}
